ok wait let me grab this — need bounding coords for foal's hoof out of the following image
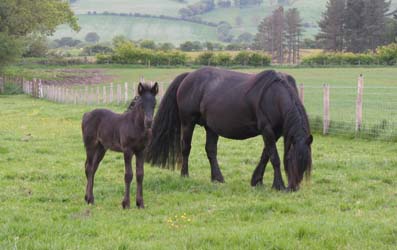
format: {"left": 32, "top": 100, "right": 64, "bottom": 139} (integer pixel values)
{"left": 85, "top": 195, "right": 94, "bottom": 205}
{"left": 122, "top": 200, "right": 130, "bottom": 209}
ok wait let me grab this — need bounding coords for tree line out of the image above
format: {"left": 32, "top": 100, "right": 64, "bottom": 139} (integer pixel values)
{"left": 317, "top": 0, "right": 396, "bottom": 52}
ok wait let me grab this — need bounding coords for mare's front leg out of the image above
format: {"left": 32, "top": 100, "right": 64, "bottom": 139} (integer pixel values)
{"left": 262, "top": 128, "right": 285, "bottom": 190}
{"left": 135, "top": 150, "right": 145, "bottom": 209}
{"left": 121, "top": 150, "right": 133, "bottom": 209}
{"left": 205, "top": 127, "right": 224, "bottom": 182}
{"left": 180, "top": 122, "right": 195, "bottom": 177}
{"left": 251, "top": 140, "right": 270, "bottom": 186}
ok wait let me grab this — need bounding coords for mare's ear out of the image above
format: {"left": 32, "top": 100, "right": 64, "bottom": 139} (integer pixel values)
{"left": 138, "top": 82, "right": 144, "bottom": 96}
{"left": 306, "top": 135, "right": 313, "bottom": 145}
{"left": 151, "top": 82, "right": 159, "bottom": 95}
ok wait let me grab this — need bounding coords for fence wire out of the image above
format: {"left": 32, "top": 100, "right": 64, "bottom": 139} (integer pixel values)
{"left": 7, "top": 76, "right": 397, "bottom": 141}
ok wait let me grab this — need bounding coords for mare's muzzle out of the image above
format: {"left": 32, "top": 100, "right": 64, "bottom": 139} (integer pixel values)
{"left": 144, "top": 117, "right": 153, "bottom": 129}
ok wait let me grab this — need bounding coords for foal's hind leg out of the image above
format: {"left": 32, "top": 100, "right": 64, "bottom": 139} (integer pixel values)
{"left": 85, "top": 144, "right": 106, "bottom": 204}
{"left": 205, "top": 127, "right": 224, "bottom": 183}
{"left": 180, "top": 122, "right": 195, "bottom": 177}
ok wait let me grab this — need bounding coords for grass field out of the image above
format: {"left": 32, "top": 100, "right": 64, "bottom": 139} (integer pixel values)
{"left": 52, "top": 15, "right": 218, "bottom": 44}
{"left": 1, "top": 91, "right": 397, "bottom": 249}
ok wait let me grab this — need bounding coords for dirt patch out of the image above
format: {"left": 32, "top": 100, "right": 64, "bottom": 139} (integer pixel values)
{"left": 41, "top": 69, "right": 114, "bottom": 86}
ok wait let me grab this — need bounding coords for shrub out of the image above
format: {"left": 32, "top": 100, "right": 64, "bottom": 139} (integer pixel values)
{"left": 196, "top": 52, "right": 215, "bottom": 66}
{"left": 376, "top": 43, "right": 397, "bottom": 65}
{"left": 215, "top": 53, "right": 232, "bottom": 66}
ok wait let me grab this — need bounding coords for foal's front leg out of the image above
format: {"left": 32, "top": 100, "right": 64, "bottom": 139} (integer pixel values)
{"left": 135, "top": 150, "right": 145, "bottom": 209}
{"left": 122, "top": 150, "right": 133, "bottom": 209}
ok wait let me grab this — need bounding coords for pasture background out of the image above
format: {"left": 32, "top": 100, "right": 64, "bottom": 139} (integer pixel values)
{"left": 1, "top": 66, "right": 397, "bottom": 249}
{"left": 55, "top": 0, "right": 397, "bottom": 43}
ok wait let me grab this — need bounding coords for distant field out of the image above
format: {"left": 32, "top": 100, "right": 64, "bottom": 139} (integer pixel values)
{"left": 52, "top": 15, "right": 218, "bottom": 44}
{"left": 70, "top": 0, "right": 194, "bottom": 16}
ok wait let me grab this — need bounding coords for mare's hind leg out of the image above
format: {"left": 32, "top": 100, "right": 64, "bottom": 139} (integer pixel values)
{"left": 85, "top": 144, "right": 106, "bottom": 204}
{"left": 260, "top": 128, "right": 285, "bottom": 190}
{"left": 121, "top": 150, "right": 133, "bottom": 209}
{"left": 180, "top": 122, "right": 195, "bottom": 177}
{"left": 205, "top": 127, "right": 224, "bottom": 183}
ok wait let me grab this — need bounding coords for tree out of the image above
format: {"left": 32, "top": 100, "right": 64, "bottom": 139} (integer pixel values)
{"left": 23, "top": 35, "right": 49, "bottom": 57}
{"left": 140, "top": 40, "right": 156, "bottom": 50}
{"left": 316, "top": 0, "right": 346, "bottom": 52}
{"left": 217, "top": 22, "right": 234, "bottom": 42}
{"left": 85, "top": 32, "right": 100, "bottom": 43}
{"left": 0, "top": 0, "right": 79, "bottom": 70}
{"left": 285, "top": 8, "right": 303, "bottom": 63}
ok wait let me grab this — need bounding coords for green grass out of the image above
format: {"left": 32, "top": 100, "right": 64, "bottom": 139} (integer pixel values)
{"left": 1, "top": 94, "right": 397, "bottom": 249}
{"left": 52, "top": 15, "right": 219, "bottom": 44}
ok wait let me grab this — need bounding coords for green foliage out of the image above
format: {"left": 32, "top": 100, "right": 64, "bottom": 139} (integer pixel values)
{"left": 23, "top": 35, "right": 49, "bottom": 58}
{"left": 214, "top": 53, "right": 232, "bottom": 66}
{"left": 0, "top": 0, "right": 79, "bottom": 68}
{"left": 196, "top": 51, "right": 216, "bottom": 65}
{"left": 98, "top": 41, "right": 188, "bottom": 66}
{"left": 81, "top": 44, "right": 113, "bottom": 56}
{"left": 85, "top": 32, "right": 100, "bottom": 43}
{"left": 302, "top": 52, "right": 377, "bottom": 65}
{"left": 0, "top": 33, "right": 22, "bottom": 71}
{"left": 376, "top": 43, "right": 397, "bottom": 65}
{"left": 140, "top": 40, "right": 157, "bottom": 50}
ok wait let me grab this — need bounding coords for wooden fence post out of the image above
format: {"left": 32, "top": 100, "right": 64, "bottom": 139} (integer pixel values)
{"left": 85, "top": 86, "right": 89, "bottom": 105}
{"left": 103, "top": 86, "right": 107, "bottom": 104}
{"left": 110, "top": 83, "right": 114, "bottom": 103}
{"left": 0, "top": 76, "right": 4, "bottom": 94}
{"left": 96, "top": 86, "right": 100, "bottom": 105}
{"left": 124, "top": 82, "right": 128, "bottom": 103}
{"left": 299, "top": 83, "right": 304, "bottom": 104}
{"left": 355, "top": 75, "right": 364, "bottom": 133}
{"left": 117, "top": 84, "right": 122, "bottom": 105}
{"left": 323, "top": 84, "right": 330, "bottom": 135}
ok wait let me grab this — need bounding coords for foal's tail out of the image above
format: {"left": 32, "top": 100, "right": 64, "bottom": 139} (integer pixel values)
{"left": 146, "top": 72, "right": 189, "bottom": 169}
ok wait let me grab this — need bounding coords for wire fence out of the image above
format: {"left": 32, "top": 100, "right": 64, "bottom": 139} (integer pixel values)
{"left": 1, "top": 74, "right": 396, "bottom": 141}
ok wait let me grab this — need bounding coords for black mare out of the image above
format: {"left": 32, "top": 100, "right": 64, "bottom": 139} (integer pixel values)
{"left": 147, "top": 67, "right": 312, "bottom": 191}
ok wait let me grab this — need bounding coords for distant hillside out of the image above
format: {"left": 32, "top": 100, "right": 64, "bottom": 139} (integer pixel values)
{"left": 52, "top": 15, "right": 218, "bottom": 44}
{"left": 59, "top": 0, "right": 397, "bottom": 43}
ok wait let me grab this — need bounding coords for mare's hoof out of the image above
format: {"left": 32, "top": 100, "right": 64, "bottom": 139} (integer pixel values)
{"left": 251, "top": 178, "right": 263, "bottom": 187}
{"left": 211, "top": 176, "right": 225, "bottom": 183}
{"left": 272, "top": 182, "right": 286, "bottom": 191}
{"left": 286, "top": 186, "right": 299, "bottom": 192}
{"left": 122, "top": 200, "right": 130, "bottom": 209}
{"left": 85, "top": 195, "right": 94, "bottom": 205}
{"left": 136, "top": 201, "right": 145, "bottom": 209}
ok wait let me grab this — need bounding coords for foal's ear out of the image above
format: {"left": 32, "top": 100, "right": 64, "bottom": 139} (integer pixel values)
{"left": 306, "top": 135, "right": 313, "bottom": 145}
{"left": 151, "top": 82, "right": 159, "bottom": 95}
{"left": 138, "top": 82, "right": 144, "bottom": 96}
